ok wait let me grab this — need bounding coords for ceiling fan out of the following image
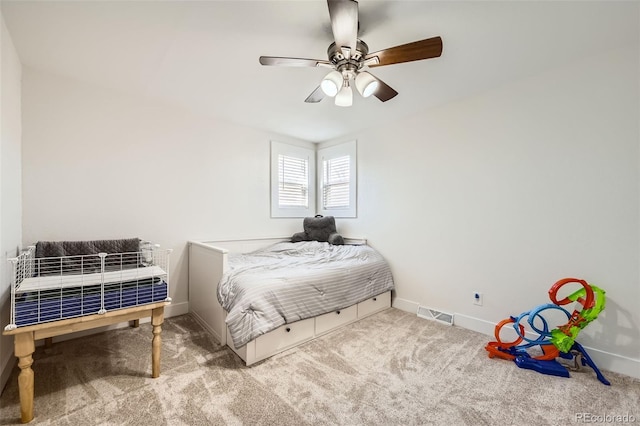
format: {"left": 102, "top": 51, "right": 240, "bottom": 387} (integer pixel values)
{"left": 259, "top": 0, "right": 443, "bottom": 107}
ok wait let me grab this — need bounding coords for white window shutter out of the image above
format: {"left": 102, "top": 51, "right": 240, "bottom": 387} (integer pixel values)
{"left": 278, "top": 154, "right": 309, "bottom": 208}
{"left": 271, "top": 141, "right": 315, "bottom": 217}
{"left": 322, "top": 155, "right": 350, "bottom": 209}
{"left": 317, "top": 140, "right": 357, "bottom": 218}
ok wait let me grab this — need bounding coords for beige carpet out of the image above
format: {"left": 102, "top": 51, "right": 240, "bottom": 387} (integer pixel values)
{"left": 1, "top": 309, "right": 638, "bottom": 425}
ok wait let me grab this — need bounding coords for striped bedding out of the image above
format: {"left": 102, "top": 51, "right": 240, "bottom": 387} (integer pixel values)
{"left": 217, "top": 241, "right": 395, "bottom": 348}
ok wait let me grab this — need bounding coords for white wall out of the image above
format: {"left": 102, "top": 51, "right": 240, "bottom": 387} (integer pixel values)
{"left": 20, "top": 68, "right": 308, "bottom": 311}
{"left": 14, "top": 36, "right": 640, "bottom": 379}
{"left": 0, "top": 11, "right": 23, "bottom": 390}
{"left": 339, "top": 45, "right": 639, "bottom": 376}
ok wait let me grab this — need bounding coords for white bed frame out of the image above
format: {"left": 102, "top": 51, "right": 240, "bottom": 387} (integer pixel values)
{"left": 188, "top": 237, "right": 391, "bottom": 365}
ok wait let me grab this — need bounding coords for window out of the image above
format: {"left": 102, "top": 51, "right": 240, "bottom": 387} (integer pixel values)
{"left": 278, "top": 155, "right": 309, "bottom": 208}
{"left": 322, "top": 155, "right": 350, "bottom": 209}
{"left": 317, "top": 140, "right": 356, "bottom": 218}
{"left": 270, "top": 140, "right": 356, "bottom": 218}
{"left": 271, "top": 141, "right": 315, "bottom": 217}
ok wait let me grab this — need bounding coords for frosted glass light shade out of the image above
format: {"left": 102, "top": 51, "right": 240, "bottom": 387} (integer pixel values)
{"left": 355, "top": 72, "right": 379, "bottom": 98}
{"left": 320, "top": 71, "right": 343, "bottom": 97}
{"left": 335, "top": 85, "right": 353, "bottom": 107}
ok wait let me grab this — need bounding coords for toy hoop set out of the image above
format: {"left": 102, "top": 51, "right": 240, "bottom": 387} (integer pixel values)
{"left": 485, "top": 278, "right": 610, "bottom": 385}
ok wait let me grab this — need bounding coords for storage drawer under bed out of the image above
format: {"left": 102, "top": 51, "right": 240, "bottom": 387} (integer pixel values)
{"left": 315, "top": 304, "right": 357, "bottom": 336}
{"left": 357, "top": 291, "right": 392, "bottom": 318}
{"left": 255, "top": 317, "right": 315, "bottom": 360}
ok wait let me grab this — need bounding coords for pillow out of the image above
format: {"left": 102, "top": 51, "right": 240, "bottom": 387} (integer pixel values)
{"left": 291, "top": 215, "right": 344, "bottom": 245}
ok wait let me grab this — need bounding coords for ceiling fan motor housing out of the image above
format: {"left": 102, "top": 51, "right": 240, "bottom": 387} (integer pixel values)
{"left": 327, "top": 39, "right": 369, "bottom": 78}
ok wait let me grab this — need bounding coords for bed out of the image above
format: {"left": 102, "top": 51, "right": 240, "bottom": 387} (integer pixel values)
{"left": 188, "top": 237, "right": 394, "bottom": 365}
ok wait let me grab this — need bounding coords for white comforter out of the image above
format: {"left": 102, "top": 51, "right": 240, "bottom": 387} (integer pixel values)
{"left": 217, "top": 241, "right": 394, "bottom": 348}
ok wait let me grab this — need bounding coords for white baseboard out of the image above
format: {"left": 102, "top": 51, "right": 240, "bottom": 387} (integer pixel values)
{"left": 166, "top": 300, "right": 190, "bottom": 317}
{"left": 394, "top": 298, "right": 640, "bottom": 380}
{"left": 0, "top": 301, "right": 189, "bottom": 395}
{"left": 0, "top": 348, "right": 15, "bottom": 396}
{"left": 451, "top": 312, "right": 498, "bottom": 336}
{"left": 391, "top": 297, "right": 420, "bottom": 314}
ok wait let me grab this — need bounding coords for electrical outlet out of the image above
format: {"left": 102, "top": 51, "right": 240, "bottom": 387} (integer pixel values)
{"left": 473, "top": 292, "right": 483, "bottom": 306}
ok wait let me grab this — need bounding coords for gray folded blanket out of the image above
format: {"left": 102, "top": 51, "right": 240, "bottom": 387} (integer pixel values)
{"left": 35, "top": 238, "right": 141, "bottom": 275}
{"left": 35, "top": 238, "right": 140, "bottom": 258}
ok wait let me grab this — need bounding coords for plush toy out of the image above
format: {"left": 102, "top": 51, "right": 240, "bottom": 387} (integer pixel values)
{"left": 291, "top": 215, "right": 344, "bottom": 245}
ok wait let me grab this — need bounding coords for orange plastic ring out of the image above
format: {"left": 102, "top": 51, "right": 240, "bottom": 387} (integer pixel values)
{"left": 494, "top": 317, "right": 525, "bottom": 347}
{"left": 548, "top": 278, "right": 594, "bottom": 309}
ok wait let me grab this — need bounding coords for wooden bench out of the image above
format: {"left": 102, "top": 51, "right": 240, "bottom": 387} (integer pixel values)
{"left": 2, "top": 301, "right": 169, "bottom": 423}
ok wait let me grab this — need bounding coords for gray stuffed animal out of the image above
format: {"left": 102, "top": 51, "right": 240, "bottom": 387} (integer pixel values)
{"left": 291, "top": 215, "right": 344, "bottom": 245}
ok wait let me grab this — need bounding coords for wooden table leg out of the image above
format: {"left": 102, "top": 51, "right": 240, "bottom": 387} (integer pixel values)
{"left": 151, "top": 306, "right": 164, "bottom": 378}
{"left": 14, "top": 332, "right": 35, "bottom": 423}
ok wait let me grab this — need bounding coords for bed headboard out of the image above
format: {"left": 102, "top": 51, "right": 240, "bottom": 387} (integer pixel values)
{"left": 194, "top": 236, "right": 367, "bottom": 254}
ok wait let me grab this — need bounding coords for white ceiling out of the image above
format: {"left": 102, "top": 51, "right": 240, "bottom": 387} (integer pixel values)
{"left": 1, "top": 1, "right": 637, "bottom": 142}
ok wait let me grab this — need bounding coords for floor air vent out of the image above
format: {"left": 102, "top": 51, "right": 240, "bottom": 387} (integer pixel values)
{"left": 417, "top": 306, "right": 454, "bottom": 326}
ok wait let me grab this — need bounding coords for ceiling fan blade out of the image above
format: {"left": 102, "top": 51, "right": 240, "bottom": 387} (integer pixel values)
{"left": 327, "top": 0, "right": 358, "bottom": 52}
{"left": 371, "top": 75, "right": 398, "bottom": 102}
{"left": 365, "top": 36, "right": 443, "bottom": 68}
{"left": 305, "top": 86, "right": 326, "bottom": 103}
{"left": 259, "top": 56, "right": 332, "bottom": 68}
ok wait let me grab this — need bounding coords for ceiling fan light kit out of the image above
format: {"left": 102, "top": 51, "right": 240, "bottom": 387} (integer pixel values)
{"left": 335, "top": 85, "right": 353, "bottom": 107}
{"left": 355, "top": 71, "right": 378, "bottom": 98}
{"left": 259, "top": 0, "right": 443, "bottom": 107}
{"left": 321, "top": 70, "right": 344, "bottom": 97}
